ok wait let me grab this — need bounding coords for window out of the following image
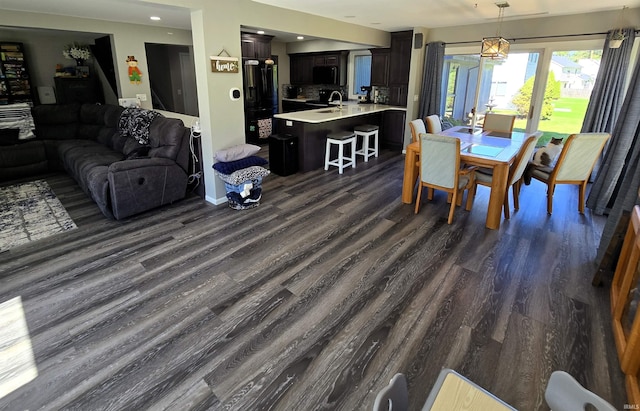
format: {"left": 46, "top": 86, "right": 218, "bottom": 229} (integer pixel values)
{"left": 348, "top": 50, "right": 372, "bottom": 100}
{"left": 353, "top": 55, "right": 371, "bottom": 95}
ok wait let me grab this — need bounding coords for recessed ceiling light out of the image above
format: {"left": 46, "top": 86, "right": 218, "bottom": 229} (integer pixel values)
{"left": 371, "top": 22, "right": 381, "bottom": 25}
{"left": 150, "top": 16, "right": 161, "bottom": 21}
{"left": 257, "top": 30, "right": 265, "bottom": 34}
{"left": 297, "top": 36, "right": 304, "bottom": 40}
{"left": 345, "top": 15, "right": 356, "bottom": 18}
{"left": 167, "top": 32, "right": 173, "bottom": 35}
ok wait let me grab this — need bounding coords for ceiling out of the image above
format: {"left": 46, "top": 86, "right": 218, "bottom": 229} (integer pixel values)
{"left": 0, "top": 0, "right": 637, "bottom": 37}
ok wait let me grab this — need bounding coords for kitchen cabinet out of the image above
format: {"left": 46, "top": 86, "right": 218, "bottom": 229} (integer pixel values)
{"left": 313, "top": 54, "right": 340, "bottom": 66}
{"left": 0, "top": 42, "right": 33, "bottom": 105}
{"left": 388, "top": 31, "right": 412, "bottom": 86}
{"left": 370, "top": 49, "right": 390, "bottom": 87}
{"left": 381, "top": 110, "right": 406, "bottom": 151}
{"left": 290, "top": 54, "right": 314, "bottom": 85}
{"left": 241, "top": 33, "right": 273, "bottom": 59}
{"left": 290, "top": 51, "right": 348, "bottom": 86}
{"left": 388, "top": 84, "right": 408, "bottom": 107}
{"left": 54, "top": 77, "right": 103, "bottom": 104}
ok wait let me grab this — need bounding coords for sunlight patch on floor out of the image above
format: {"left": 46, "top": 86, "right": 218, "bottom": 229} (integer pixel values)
{"left": 0, "top": 296, "right": 38, "bottom": 399}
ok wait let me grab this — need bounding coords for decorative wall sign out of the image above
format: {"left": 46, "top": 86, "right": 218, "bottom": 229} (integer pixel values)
{"left": 210, "top": 49, "right": 239, "bottom": 73}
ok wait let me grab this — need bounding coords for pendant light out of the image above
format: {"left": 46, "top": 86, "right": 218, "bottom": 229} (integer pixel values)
{"left": 481, "top": 2, "right": 510, "bottom": 60}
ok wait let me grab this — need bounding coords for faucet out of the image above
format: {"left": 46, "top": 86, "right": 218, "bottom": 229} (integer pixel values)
{"left": 329, "top": 90, "right": 343, "bottom": 110}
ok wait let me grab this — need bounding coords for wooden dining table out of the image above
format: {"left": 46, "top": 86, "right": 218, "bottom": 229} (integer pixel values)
{"left": 402, "top": 126, "right": 529, "bottom": 230}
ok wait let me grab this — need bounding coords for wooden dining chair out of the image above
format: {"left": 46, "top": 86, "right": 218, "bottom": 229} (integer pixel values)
{"left": 415, "top": 133, "right": 475, "bottom": 224}
{"left": 473, "top": 132, "right": 541, "bottom": 219}
{"left": 409, "top": 119, "right": 426, "bottom": 143}
{"left": 425, "top": 115, "right": 442, "bottom": 134}
{"left": 482, "top": 113, "right": 516, "bottom": 134}
{"left": 529, "top": 132, "right": 610, "bottom": 214}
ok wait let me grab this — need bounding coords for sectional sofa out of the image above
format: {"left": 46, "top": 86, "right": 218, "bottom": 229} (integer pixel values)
{"left": 0, "top": 103, "right": 191, "bottom": 219}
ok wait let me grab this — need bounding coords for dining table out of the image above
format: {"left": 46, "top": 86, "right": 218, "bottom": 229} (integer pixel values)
{"left": 402, "top": 125, "right": 530, "bottom": 230}
{"left": 422, "top": 368, "right": 518, "bottom": 410}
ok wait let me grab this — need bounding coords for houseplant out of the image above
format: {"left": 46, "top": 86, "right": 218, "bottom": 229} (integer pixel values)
{"left": 62, "top": 43, "right": 91, "bottom": 66}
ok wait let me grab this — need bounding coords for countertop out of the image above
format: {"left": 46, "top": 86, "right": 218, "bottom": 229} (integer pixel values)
{"left": 274, "top": 103, "right": 406, "bottom": 124}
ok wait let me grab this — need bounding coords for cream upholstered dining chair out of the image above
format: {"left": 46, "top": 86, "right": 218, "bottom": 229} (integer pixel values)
{"left": 482, "top": 113, "right": 516, "bottom": 134}
{"left": 372, "top": 373, "right": 409, "bottom": 411}
{"left": 473, "top": 132, "right": 541, "bottom": 219}
{"left": 415, "top": 133, "right": 475, "bottom": 224}
{"left": 409, "top": 119, "right": 426, "bottom": 143}
{"left": 545, "top": 371, "right": 616, "bottom": 411}
{"left": 425, "top": 115, "right": 443, "bottom": 134}
{"left": 529, "top": 132, "right": 610, "bottom": 214}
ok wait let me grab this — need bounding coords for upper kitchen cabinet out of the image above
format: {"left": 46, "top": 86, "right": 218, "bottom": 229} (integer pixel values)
{"left": 388, "top": 31, "right": 412, "bottom": 86}
{"left": 241, "top": 33, "right": 273, "bottom": 59}
{"left": 290, "top": 54, "right": 314, "bottom": 85}
{"left": 290, "top": 51, "right": 348, "bottom": 86}
{"left": 370, "top": 49, "right": 390, "bottom": 87}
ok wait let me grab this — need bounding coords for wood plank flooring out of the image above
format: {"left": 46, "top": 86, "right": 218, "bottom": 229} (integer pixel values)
{"left": 0, "top": 148, "right": 627, "bottom": 410}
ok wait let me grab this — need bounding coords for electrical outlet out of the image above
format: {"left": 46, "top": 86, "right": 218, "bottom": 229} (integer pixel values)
{"left": 136, "top": 94, "right": 147, "bottom": 102}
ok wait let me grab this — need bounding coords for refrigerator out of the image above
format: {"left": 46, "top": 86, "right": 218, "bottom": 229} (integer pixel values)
{"left": 243, "top": 59, "right": 278, "bottom": 144}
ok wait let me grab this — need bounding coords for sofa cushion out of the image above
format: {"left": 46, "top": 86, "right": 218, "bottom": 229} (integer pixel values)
{"left": 31, "top": 103, "right": 80, "bottom": 140}
{"left": 58, "top": 140, "right": 125, "bottom": 195}
{"left": 147, "top": 117, "right": 185, "bottom": 161}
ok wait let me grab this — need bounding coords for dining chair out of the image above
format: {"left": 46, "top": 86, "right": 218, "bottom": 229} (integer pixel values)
{"left": 473, "top": 132, "right": 541, "bottom": 219}
{"left": 482, "top": 113, "right": 516, "bottom": 134}
{"left": 545, "top": 371, "right": 616, "bottom": 411}
{"left": 425, "top": 114, "right": 442, "bottom": 134}
{"left": 409, "top": 119, "right": 426, "bottom": 143}
{"left": 415, "top": 133, "right": 475, "bottom": 224}
{"left": 529, "top": 132, "right": 610, "bottom": 214}
{"left": 372, "top": 373, "right": 409, "bottom": 411}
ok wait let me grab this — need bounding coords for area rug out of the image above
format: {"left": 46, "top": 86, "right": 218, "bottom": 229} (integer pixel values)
{"left": 0, "top": 180, "right": 77, "bottom": 252}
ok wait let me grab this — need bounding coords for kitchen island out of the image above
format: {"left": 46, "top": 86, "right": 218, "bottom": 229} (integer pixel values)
{"left": 274, "top": 103, "right": 406, "bottom": 172}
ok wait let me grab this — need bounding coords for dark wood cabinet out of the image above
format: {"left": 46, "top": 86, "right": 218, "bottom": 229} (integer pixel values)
{"left": 388, "top": 84, "right": 408, "bottom": 107}
{"left": 388, "top": 31, "right": 412, "bottom": 86}
{"left": 54, "top": 77, "right": 102, "bottom": 104}
{"left": 290, "top": 54, "right": 314, "bottom": 85}
{"left": 240, "top": 33, "right": 273, "bottom": 59}
{"left": 381, "top": 109, "right": 406, "bottom": 151}
{"left": 290, "top": 51, "right": 348, "bottom": 86}
{"left": 370, "top": 49, "right": 390, "bottom": 87}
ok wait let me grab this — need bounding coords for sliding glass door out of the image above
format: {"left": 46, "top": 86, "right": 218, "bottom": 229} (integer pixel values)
{"left": 442, "top": 52, "right": 540, "bottom": 132}
{"left": 442, "top": 47, "right": 602, "bottom": 146}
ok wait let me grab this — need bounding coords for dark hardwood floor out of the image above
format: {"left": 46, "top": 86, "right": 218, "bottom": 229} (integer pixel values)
{"left": 0, "top": 148, "right": 626, "bottom": 410}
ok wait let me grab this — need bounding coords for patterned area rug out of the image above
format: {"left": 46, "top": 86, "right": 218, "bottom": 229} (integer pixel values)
{"left": 0, "top": 180, "right": 76, "bottom": 252}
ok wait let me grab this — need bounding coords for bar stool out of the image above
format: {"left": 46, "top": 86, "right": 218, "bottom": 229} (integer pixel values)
{"left": 324, "top": 130, "right": 356, "bottom": 174}
{"left": 354, "top": 124, "right": 379, "bottom": 162}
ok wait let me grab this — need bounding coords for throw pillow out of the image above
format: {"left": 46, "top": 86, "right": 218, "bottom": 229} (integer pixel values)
{"left": 212, "top": 155, "right": 268, "bottom": 174}
{"left": 215, "top": 144, "right": 261, "bottom": 162}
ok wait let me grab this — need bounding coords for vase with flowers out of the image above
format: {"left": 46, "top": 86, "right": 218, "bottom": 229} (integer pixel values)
{"left": 62, "top": 43, "right": 91, "bottom": 66}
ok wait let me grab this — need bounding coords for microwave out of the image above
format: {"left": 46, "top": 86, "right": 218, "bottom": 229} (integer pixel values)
{"left": 312, "top": 66, "right": 338, "bottom": 85}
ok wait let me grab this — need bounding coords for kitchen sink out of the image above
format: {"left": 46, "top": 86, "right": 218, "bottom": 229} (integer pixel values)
{"left": 317, "top": 108, "right": 343, "bottom": 113}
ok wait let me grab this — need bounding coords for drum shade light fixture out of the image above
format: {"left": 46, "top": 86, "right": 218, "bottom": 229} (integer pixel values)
{"left": 481, "top": 2, "right": 510, "bottom": 60}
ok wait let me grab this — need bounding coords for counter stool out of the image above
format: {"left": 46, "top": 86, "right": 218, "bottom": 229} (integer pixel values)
{"left": 354, "top": 124, "right": 379, "bottom": 162}
{"left": 324, "top": 130, "right": 356, "bottom": 174}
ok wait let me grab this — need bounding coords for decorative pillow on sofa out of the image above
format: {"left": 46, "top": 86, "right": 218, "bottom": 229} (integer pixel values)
{"left": 214, "top": 144, "right": 261, "bottom": 162}
{"left": 212, "top": 155, "right": 268, "bottom": 174}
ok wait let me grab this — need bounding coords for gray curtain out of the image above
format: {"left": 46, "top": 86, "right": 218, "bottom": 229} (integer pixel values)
{"left": 587, "top": 27, "right": 637, "bottom": 217}
{"left": 581, "top": 28, "right": 635, "bottom": 134}
{"left": 418, "top": 41, "right": 445, "bottom": 119}
{"left": 587, "top": 29, "right": 640, "bottom": 263}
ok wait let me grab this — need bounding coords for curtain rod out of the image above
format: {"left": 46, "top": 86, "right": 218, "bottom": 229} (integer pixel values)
{"left": 445, "top": 29, "right": 640, "bottom": 46}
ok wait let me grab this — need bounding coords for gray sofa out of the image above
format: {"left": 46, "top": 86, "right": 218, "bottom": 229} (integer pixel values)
{"left": 0, "top": 103, "right": 191, "bottom": 220}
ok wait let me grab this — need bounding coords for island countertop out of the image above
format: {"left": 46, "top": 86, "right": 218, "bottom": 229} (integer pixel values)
{"left": 274, "top": 103, "right": 406, "bottom": 124}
